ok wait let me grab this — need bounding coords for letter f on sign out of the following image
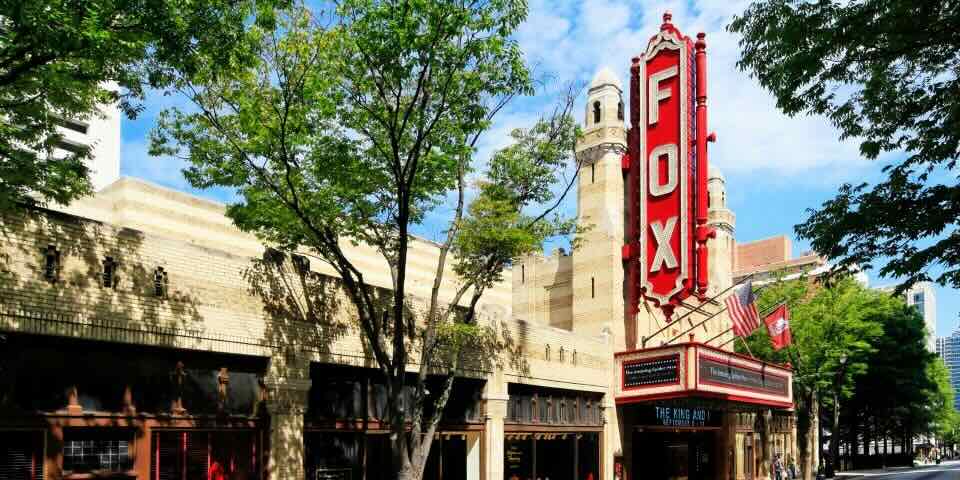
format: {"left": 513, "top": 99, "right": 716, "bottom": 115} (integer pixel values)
{"left": 648, "top": 66, "right": 678, "bottom": 125}
{"left": 650, "top": 217, "right": 679, "bottom": 272}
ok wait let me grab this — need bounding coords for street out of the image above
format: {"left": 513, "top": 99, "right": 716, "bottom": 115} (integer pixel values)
{"left": 836, "top": 461, "right": 960, "bottom": 479}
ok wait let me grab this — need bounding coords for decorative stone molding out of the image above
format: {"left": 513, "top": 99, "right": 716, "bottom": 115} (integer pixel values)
{"left": 576, "top": 143, "right": 627, "bottom": 166}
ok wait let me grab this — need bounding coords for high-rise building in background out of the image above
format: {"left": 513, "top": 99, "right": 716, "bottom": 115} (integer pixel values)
{"left": 51, "top": 90, "right": 122, "bottom": 192}
{"left": 878, "top": 282, "right": 937, "bottom": 352}
{"left": 937, "top": 331, "right": 960, "bottom": 410}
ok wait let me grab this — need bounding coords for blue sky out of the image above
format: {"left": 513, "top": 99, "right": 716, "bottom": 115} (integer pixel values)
{"left": 118, "top": 0, "right": 959, "bottom": 337}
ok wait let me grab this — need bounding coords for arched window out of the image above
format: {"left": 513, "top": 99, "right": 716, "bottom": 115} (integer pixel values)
{"left": 617, "top": 101, "right": 624, "bottom": 120}
{"left": 592, "top": 101, "right": 601, "bottom": 123}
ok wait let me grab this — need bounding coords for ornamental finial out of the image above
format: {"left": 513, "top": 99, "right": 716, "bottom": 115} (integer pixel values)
{"left": 662, "top": 11, "right": 673, "bottom": 29}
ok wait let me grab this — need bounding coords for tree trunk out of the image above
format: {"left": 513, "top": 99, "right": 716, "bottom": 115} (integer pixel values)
{"left": 831, "top": 391, "right": 841, "bottom": 472}
{"left": 797, "top": 390, "right": 818, "bottom": 480}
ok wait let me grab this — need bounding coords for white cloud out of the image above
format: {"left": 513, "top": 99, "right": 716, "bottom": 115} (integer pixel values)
{"left": 119, "top": 1, "right": 874, "bottom": 205}
{"left": 512, "top": 0, "right": 873, "bottom": 183}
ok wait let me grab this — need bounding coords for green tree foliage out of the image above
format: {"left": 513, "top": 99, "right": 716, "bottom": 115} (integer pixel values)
{"left": 840, "top": 298, "right": 950, "bottom": 463}
{"left": 150, "top": 3, "right": 580, "bottom": 478}
{"left": 741, "top": 277, "right": 884, "bottom": 478}
{"left": 728, "top": 1, "right": 960, "bottom": 289}
{"left": 0, "top": 0, "right": 283, "bottom": 210}
{"left": 743, "top": 276, "right": 954, "bottom": 472}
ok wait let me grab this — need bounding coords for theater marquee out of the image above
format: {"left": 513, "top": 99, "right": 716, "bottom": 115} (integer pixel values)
{"left": 614, "top": 342, "right": 794, "bottom": 409}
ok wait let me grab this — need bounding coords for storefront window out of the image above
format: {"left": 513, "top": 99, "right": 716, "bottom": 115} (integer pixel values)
{"left": 0, "top": 431, "right": 44, "bottom": 479}
{"left": 151, "top": 430, "right": 259, "bottom": 480}
{"left": 578, "top": 433, "right": 600, "bottom": 480}
{"left": 306, "top": 432, "right": 361, "bottom": 480}
{"left": 62, "top": 428, "right": 133, "bottom": 475}
{"left": 536, "top": 435, "right": 574, "bottom": 480}
{"left": 504, "top": 436, "right": 533, "bottom": 480}
{"left": 503, "top": 433, "right": 600, "bottom": 480}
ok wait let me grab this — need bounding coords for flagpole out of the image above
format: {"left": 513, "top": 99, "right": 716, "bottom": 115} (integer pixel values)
{"left": 665, "top": 304, "right": 730, "bottom": 345}
{"left": 704, "top": 327, "right": 731, "bottom": 346}
{"left": 716, "top": 300, "right": 788, "bottom": 348}
{"left": 665, "top": 286, "right": 779, "bottom": 346}
{"left": 739, "top": 336, "right": 756, "bottom": 358}
{"left": 670, "top": 273, "right": 755, "bottom": 327}
{"left": 642, "top": 274, "right": 754, "bottom": 348}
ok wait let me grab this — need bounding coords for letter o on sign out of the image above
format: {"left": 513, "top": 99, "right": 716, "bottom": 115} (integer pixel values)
{"left": 649, "top": 144, "right": 678, "bottom": 197}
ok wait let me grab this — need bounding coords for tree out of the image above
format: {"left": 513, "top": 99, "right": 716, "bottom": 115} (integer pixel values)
{"left": 150, "top": 3, "right": 580, "bottom": 479}
{"left": 838, "top": 294, "right": 946, "bottom": 466}
{"left": 0, "top": 0, "right": 284, "bottom": 210}
{"left": 728, "top": 1, "right": 960, "bottom": 290}
{"left": 740, "top": 276, "right": 884, "bottom": 479}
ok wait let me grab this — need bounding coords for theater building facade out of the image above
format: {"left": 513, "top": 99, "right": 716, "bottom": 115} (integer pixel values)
{"left": 0, "top": 15, "right": 793, "bottom": 480}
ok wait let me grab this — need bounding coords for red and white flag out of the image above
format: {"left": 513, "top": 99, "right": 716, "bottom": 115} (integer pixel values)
{"left": 764, "top": 304, "right": 792, "bottom": 350}
{"left": 725, "top": 281, "right": 761, "bottom": 337}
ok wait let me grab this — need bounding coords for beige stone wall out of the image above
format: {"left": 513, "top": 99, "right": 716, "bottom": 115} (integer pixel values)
{"left": 0, "top": 178, "right": 609, "bottom": 388}
{"left": 512, "top": 252, "right": 573, "bottom": 330}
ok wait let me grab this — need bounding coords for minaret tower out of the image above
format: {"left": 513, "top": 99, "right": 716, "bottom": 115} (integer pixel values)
{"left": 703, "top": 165, "right": 737, "bottom": 344}
{"left": 571, "top": 67, "right": 627, "bottom": 344}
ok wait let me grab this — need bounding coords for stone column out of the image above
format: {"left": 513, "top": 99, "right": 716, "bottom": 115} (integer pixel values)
{"left": 759, "top": 410, "right": 774, "bottom": 480}
{"left": 718, "top": 412, "right": 737, "bottom": 480}
{"left": 601, "top": 394, "right": 618, "bottom": 480}
{"left": 264, "top": 351, "right": 312, "bottom": 480}
{"left": 482, "top": 371, "right": 508, "bottom": 480}
{"left": 482, "top": 392, "right": 508, "bottom": 480}
{"left": 467, "top": 432, "right": 482, "bottom": 480}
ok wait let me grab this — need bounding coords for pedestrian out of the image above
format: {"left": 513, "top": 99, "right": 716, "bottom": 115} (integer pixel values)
{"left": 773, "top": 453, "right": 784, "bottom": 480}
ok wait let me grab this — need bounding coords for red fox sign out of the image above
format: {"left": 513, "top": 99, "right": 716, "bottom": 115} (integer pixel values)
{"left": 624, "top": 12, "right": 715, "bottom": 321}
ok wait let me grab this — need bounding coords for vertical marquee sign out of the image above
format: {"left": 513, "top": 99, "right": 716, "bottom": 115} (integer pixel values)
{"left": 624, "top": 12, "right": 715, "bottom": 325}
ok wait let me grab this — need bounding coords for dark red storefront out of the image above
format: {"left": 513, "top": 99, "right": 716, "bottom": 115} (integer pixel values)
{"left": 0, "top": 333, "right": 268, "bottom": 480}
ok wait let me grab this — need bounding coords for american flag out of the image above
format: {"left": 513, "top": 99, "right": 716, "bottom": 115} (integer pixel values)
{"left": 725, "top": 281, "right": 761, "bottom": 337}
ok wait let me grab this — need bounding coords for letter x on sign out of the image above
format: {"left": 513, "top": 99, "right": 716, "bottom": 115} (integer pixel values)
{"left": 650, "top": 217, "right": 678, "bottom": 272}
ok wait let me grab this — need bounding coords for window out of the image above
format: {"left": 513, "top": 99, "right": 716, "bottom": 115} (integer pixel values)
{"left": 617, "top": 101, "right": 624, "bottom": 120}
{"left": 43, "top": 244, "right": 60, "bottom": 283}
{"left": 521, "top": 264, "right": 525, "bottom": 284}
{"left": 592, "top": 101, "right": 601, "bottom": 124}
{"left": 55, "top": 117, "right": 89, "bottom": 134}
{"left": 545, "top": 345, "right": 551, "bottom": 361}
{"left": 591, "top": 163, "right": 595, "bottom": 183}
{"left": 572, "top": 349, "right": 577, "bottom": 365}
{"left": 154, "top": 267, "right": 168, "bottom": 297}
{"left": 55, "top": 138, "right": 87, "bottom": 156}
{"left": 152, "top": 430, "right": 259, "bottom": 480}
{"left": 558, "top": 347, "right": 565, "bottom": 362}
{"left": 591, "top": 277, "right": 595, "bottom": 298}
{"left": 0, "top": 431, "right": 44, "bottom": 479}
{"left": 101, "top": 257, "right": 117, "bottom": 288}
{"left": 62, "top": 429, "right": 132, "bottom": 474}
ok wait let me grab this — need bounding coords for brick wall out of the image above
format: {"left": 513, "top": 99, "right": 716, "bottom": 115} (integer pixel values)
{"left": 735, "top": 235, "right": 791, "bottom": 271}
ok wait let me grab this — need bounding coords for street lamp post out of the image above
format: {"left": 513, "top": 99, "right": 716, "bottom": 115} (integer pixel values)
{"left": 829, "top": 355, "right": 848, "bottom": 476}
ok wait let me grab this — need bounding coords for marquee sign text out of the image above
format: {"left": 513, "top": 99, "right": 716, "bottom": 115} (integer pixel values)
{"left": 623, "top": 355, "right": 680, "bottom": 388}
{"left": 699, "top": 356, "right": 789, "bottom": 396}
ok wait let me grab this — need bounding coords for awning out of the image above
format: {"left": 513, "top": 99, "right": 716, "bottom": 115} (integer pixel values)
{"left": 614, "top": 341, "right": 793, "bottom": 409}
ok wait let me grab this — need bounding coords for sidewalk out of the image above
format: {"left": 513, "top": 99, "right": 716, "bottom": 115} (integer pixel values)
{"left": 833, "top": 460, "right": 960, "bottom": 477}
